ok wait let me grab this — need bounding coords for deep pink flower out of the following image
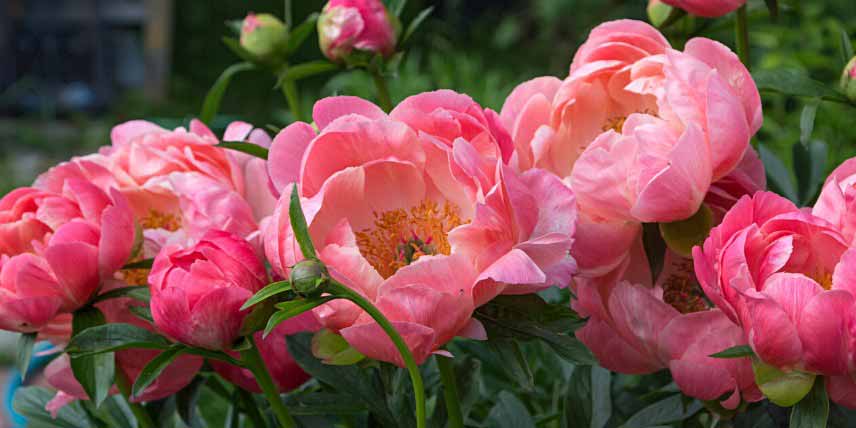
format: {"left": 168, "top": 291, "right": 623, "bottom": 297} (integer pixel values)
{"left": 212, "top": 311, "right": 320, "bottom": 392}
{"left": 0, "top": 180, "right": 134, "bottom": 333}
{"left": 318, "top": 0, "right": 398, "bottom": 61}
{"left": 148, "top": 230, "right": 268, "bottom": 350}
{"left": 813, "top": 157, "right": 856, "bottom": 246}
{"left": 660, "top": 0, "right": 746, "bottom": 18}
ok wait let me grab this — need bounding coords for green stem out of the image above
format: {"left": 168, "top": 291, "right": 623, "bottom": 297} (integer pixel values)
{"left": 240, "top": 335, "right": 297, "bottom": 428}
{"left": 237, "top": 387, "right": 269, "bottom": 428}
{"left": 436, "top": 355, "right": 464, "bottom": 428}
{"left": 115, "top": 371, "right": 155, "bottom": 428}
{"left": 281, "top": 78, "right": 304, "bottom": 122}
{"left": 370, "top": 68, "right": 393, "bottom": 112}
{"left": 735, "top": 5, "right": 750, "bottom": 68}
{"left": 327, "top": 281, "right": 426, "bottom": 428}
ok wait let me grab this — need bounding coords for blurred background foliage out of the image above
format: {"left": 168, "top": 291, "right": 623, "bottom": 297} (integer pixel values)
{"left": 4, "top": 0, "right": 856, "bottom": 196}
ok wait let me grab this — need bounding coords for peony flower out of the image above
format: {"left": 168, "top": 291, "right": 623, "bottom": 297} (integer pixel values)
{"left": 694, "top": 191, "right": 856, "bottom": 406}
{"left": 211, "top": 311, "right": 320, "bottom": 393}
{"left": 318, "top": 0, "right": 398, "bottom": 62}
{"left": 660, "top": 0, "right": 746, "bottom": 18}
{"left": 264, "top": 94, "right": 577, "bottom": 365}
{"left": 148, "top": 230, "right": 268, "bottom": 350}
{"left": 0, "top": 180, "right": 134, "bottom": 333}
{"left": 814, "top": 156, "right": 856, "bottom": 245}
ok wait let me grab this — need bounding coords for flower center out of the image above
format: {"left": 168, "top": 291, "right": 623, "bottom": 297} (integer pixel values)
{"left": 139, "top": 210, "right": 181, "bottom": 231}
{"left": 811, "top": 269, "right": 833, "bottom": 290}
{"left": 602, "top": 116, "right": 628, "bottom": 133}
{"left": 121, "top": 254, "right": 151, "bottom": 287}
{"left": 662, "top": 257, "right": 708, "bottom": 314}
{"left": 355, "top": 200, "right": 464, "bottom": 278}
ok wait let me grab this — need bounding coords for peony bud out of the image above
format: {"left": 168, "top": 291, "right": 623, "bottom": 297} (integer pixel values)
{"left": 317, "top": 0, "right": 399, "bottom": 62}
{"left": 647, "top": 0, "right": 674, "bottom": 27}
{"left": 240, "top": 13, "right": 289, "bottom": 59}
{"left": 842, "top": 56, "right": 856, "bottom": 102}
{"left": 290, "top": 259, "right": 328, "bottom": 297}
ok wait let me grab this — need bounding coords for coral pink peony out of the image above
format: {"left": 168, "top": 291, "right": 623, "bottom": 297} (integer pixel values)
{"left": 264, "top": 95, "right": 576, "bottom": 365}
{"left": 660, "top": 0, "right": 746, "bottom": 18}
{"left": 148, "top": 230, "right": 268, "bottom": 350}
{"left": 318, "top": 0, "right": 398, "bottom": 62}
{"left": 813, "top": 157, "right": 856, "bottom": 246}
{"left": 212, "top": 311, "right": 320, "bottom": 392}
{"left": 0, "top": 180, "right": 134, "bottom": 333}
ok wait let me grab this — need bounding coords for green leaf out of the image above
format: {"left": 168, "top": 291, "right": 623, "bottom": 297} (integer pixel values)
{"left": 92, "top": 286, "right": 151, "bottom": 304}
{"left": 402, "top": 6, "right": 434, "bottom": 45}
{"left": 132, "top": 345, "right": 188, "bottom": 398}
{"left": 385, "top": 0, "right": 407, "bottom": 16}
{"left": 841, "top": 28, "right": 854, "bottom": 67}
{"left": 13, "top": 386, "right": 95, "bottom": 428}
{"left": 130, "top": 305, "right": 154, "bottom": 324}
{"left": 286, "top": 13, "right": 319, "bottom": 54}
{"left": 66, "top": 323, "right": 170, "bottom": 356}
{"left": 622, "top": 394, "right": 701, "bottom": 428}
{"left": 290, "top": 186, "right": 317, "bottom": 259}
{"left": 311, "top": 329, "right": 365, "bottom": 365}
{"left": 488, "top": 340, "right": 534, "bottom": 391}
{"left": 590, "top": 366, "right": 612, "bottom": 428}
{"left": 790, "top": 377, "right": 829, "bottom": 428}
{"left": 122, "top": 258, "right": 154, "bottom": 270}
{"left": 199, "top": 62, "right": 255, "bottom": 124}
{"left": 752, "top": 69, "right": 850, "bottom": 103}
{"left": 176, "top": 376, "right": 206, "bottom": 428}
{"left": 242, "top": 280, "right": 293, "bottom": 309}
{"left": 279, "top": 61, "right": 339, "bottom": 82}
{"left": 218, "top": 141, "right": 269, "bottom": 159}
{"left": 759, "top": 144, "right": 798, "bottom": 203}
{"left": 799, "top": 102, "right": 819, "bottom": 146}
{"left": 642, "top": 222, "right": 666, "bottom": 283}
{"left": 764, "top": 0, "right": 778, "bottom": 18}
{"left": 265, "top": 297, "right": 335, "bottom": 337}
{"left": 70, "top": 307, "right": 114, "bottom": 407}
{"left": 710, "top": 345, "right": 756, "bottom": 359}
{"left": 793, "top": 140, "right": 828, "bottom": 205}
{"left": 16, "top": 332, "right": 37, "bottom": 380}
{"left": 753, "top": 360, "right": 816, "bottom": 407}
{"left": 564, "top": 366, "right": 611, "bottom": 428}
{"left": 487, "top": 391, "right": 536, "bottom": 428}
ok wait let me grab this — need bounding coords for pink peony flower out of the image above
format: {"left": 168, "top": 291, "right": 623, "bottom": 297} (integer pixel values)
{"left": 0, "top": 180, "right": 134, "bottom": 333}
{"left": 148, "top": 230, "right": 268, "bottom": 350}
{"left": 694, "top": 191, "right": 856, "bottom": 406}
{"left": 264, "top": 94, "right": 576, "bottom": 366}
{"left": 660, "top": 0, "right": 746, "bottom": 18}
{"left": 211, "top": 311, "right": 320, "bottom": 392}
{"left": 813, "top": 157, "right": 856, "bottom": 246}
{"left": 318, "top": 0, "right": 398, "bottom": 62}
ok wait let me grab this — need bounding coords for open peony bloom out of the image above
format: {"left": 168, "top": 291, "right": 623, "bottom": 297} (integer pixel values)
{"left": 694, "top": 191, "right": 856, "bottom": 407}
{"left": 660, "top": 0, "right": 746, "bottom": 18}
{"left": 264, "top": 94, "right": 577, "bottom": 366}
{"left": 813, "top": 157, "right": 856, "bottom": 246}
{"left": 501, "top": 20, "right": 761, "bottom": 224}
{"left": 318, "top": 0, "right": 398, "bottom": 62}
{"left": 149, "top": 230, "right": 268, "bottom": 350}
{"left": 0, "top": 180, "right": 133, "bottom": 333}
{"left": 212, "top": 311, "right": 321, "bottom": 393}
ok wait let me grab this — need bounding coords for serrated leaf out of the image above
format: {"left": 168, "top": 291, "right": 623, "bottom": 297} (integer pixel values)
{"left": 242, "top": 280, "right": 293, "bottom": 310}
{"left": 16, "top": 332, "right": 37, "bottom": 380}
{"left": 132, "top": 345, "right": 188, "bottom": 398}
{"left": 710, "top": 344, "right": 756, "bottom": 359}
{"left": 286, "top": 13, "right": 319, "bottom": 54}
{"left": 759, "top": 144, "right": 798, "bottom": 202}
{"left": 92, "top": 286, "right": 151, "bottom": 304}
{"left": 199, "top": 62, "right": 254, "bottom": 125}
{"left": 66, "top": 323, "right": 170, "bottom": 356}
{"left": 402, "top": 6, "right": 434, "bottom": 45}
{"left": 290, "top": 186, "right": 317, "bottom": 259}
{"left": 487, "top": 391, "right": 535, "bottom": 428}
{"left": 790, "top": 377, "right": 829, "bottom": 428}
{"left": 218, "top": 141, "right": 269, "bottom": 159}
{"left": 752, "top": 69, "right": 850, "bottom": 103}
{"left": 70, "top": 307, "right": 114, "bottom": 407}
{"left": 265, "top": 297, "right": 335, "bottom": 336}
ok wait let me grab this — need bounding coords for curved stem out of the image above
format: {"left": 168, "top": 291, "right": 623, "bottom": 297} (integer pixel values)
{"left": 734, "top": 5, "right": 750, "bottom": 67}
{"left": 436, "top": 355, "right": 464, "bottom": 428}
{"left": 281, "top": 78, "right": 304, "bottom": 123}
{"left": 115, "top": 370, "right": 155, "bottom": 428}
{"left": 327, "top": 281, "right": 426, "bottom": 428}
{"left": 240, "top": 335, "right": 297, "bottom": 428}
{"left": 370, "top": 68, "right": 393, "bottom": 112}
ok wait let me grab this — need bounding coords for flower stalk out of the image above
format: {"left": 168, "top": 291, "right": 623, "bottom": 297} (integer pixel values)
{"left": 240, "top": 335, "right": 298, "bottom": 428}
{"left": 437, "top": 354, "right": 464, "bottom": 428}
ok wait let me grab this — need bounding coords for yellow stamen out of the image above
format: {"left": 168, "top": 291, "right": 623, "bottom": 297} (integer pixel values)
{"left": 812, "top": 270, "right": 833, "bottom": 290}
{"left": 602, "top": 116, "right": 628, "bottom": 133}
{"left": 139, "top": 210, "right": 181, "bottom": 231}
{"left": 355, "top": 200, "right": 465, "bottom": 278}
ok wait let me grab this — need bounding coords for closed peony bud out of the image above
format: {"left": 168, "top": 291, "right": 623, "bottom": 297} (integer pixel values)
{"left": 842, "top": 56, "right": 856, "bottom": 102}
{"left": 647, "top": 0, "right": 674, "bottom": 27}
{"left": 317, "top": 0, "right": 399, "bottom": 62}
{"left": 290, "top": 259, "right": 328, "bottom": 297}
{"left": 148, "top": 230, "right": 268, "bottom": 350}
{"left": 240, "top": 12, "right": 289, "bottom": 59}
